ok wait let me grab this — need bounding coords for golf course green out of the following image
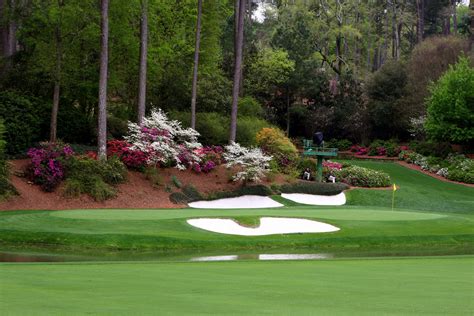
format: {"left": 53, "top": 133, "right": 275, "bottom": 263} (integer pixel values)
{"left": 1, "top": 161, "right": 473, "bottom": 315}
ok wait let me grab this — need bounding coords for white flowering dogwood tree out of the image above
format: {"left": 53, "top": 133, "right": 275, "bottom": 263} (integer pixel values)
{"left": 124, "top": 109, "right": 203, "bottom": 170}
{"left": 223, "top": 142, "right": 272, "bottom": 183}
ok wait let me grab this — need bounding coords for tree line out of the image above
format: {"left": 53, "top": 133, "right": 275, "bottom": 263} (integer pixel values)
{"left": 0, "top": 0, "right": 472, "bottom": 157}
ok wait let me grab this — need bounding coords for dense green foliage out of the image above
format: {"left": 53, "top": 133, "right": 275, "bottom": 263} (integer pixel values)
{"left": 1, "top": 0, "right": 469, "bottom": 151}
{"left": 63, "top": 156, "right": 127, "bottom": 201}
{"left": 0, "top": 120, "right": 16, "bottom": 197}
{"left": 425, "top": 57, "right": 474, "bottom": 144}
{"left": 279, "top": 181, "right": 348, "bottom": 196}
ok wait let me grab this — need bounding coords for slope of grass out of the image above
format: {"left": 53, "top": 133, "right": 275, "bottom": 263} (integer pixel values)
{"left": 1, "top": 257, "right": 472, "bottom": 315}
{"left": 342, "top": 160, "right": 474, "bottom": 213}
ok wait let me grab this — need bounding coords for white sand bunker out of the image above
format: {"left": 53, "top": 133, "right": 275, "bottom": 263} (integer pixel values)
{"left": 188, "top": 195, "right": 283, "bottom": 209}
{"left": 187, "top": 217, "right": 339, "bottom": 236}
{"left": 281, "top": 192, "right": 346, "bottom": 206}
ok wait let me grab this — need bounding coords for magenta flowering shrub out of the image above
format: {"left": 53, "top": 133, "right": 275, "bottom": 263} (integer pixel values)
{"left": 26, "top": 142, "right": 74, "bottom": 192}
{"left": 190, "top": 146, "right": 223, "bottom": 173}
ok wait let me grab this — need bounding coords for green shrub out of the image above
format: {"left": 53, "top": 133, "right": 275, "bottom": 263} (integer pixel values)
{"left": 171, "top": 175, "right": 182, "bottom": 188}
{"left": 62, "top": 178, "right": 82, "bottom": 198}
{"left": 206, "top": 184, "right": 273, "bottom": 200}
{"left": 236, "top": 117, "right": 273, "bottom": 147}
{"left": 0, "top": 120, "right": 16, "bottom": 197}
{"left": 425, "top": 56, "right": 474, "bottom": 144}
{"left": 280, "top": 181, "right": 348, "bottom": 196}
{"left": 238, "top": 96, "right": 264, "bottom": 118}
{"left": 62, "top": 156, "right": 126, "bottom": 201}
{"left": 332, "top": 165, "right": 391, "bottom": 187}
{"left": 182, "top": 184, "right": 203, "bottom": 201}
{"left": 326, "top": 139, "right": 352, "bottom": 150}
{"left": 297, "top": 157, "right": 317, "bottom": 174}
{"left": 410, "top": 141, "right": 452, "bottom": 158}
{"left": 256, "top": 127, "right": 299, "bottom": 172}
{"left": 169, "top": 185, "right": 204, "bottom": 204}
{"left": 0, "top": 91, "right": 42, "bottom": 156}
{"left": 144, "top": 166, "right": 163, "bottom": 187}
{"left": 446, "top": 169, "right": 474, "bottom": 184}
{"left": 169, "top": 192, "right": 190, "bottom": 204}
{"left": 88, "top": 178, "right": 117, "bottom": 201}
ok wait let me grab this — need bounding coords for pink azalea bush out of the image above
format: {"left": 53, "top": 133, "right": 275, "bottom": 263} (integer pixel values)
{"left": 26, "top": 142, "right": 74, "bottom": 192}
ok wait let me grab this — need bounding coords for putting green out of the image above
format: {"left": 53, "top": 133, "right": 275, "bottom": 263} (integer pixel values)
{"left": 1, "top": 257, "right": 473, "bottom": 315}
{"left": 51, "top": 208, "right": 446, "bottom": 221}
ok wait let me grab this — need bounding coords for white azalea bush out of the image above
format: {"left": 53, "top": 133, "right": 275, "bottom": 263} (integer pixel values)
{"left": 223, "top": 142, "right": 272, "bottom": 183}
{"left": 124, "top": 109, "right": 203, "bottom": 170}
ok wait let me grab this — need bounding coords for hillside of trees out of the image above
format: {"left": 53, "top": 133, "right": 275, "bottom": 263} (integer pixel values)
{"left": 0, "top": 0, "right": 473, "bottom": 157}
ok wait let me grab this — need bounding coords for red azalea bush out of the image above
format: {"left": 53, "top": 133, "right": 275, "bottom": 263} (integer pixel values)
{"left": 26, "top": 142, "right": 74, "bottom": 192}
{"left": 107, "top": 139, "right": 148, "bottom": 170}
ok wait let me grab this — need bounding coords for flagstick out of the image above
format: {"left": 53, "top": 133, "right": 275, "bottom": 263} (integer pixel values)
{"left": 391, "top": 184, "right": 396, "bottom": 211}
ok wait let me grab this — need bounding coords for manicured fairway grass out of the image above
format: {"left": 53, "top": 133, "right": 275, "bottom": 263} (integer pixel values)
{"left": 1, "top": 257, "right": 473, "bottom": 315}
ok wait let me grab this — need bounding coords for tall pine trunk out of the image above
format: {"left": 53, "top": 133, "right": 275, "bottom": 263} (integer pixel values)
{"left": 416, "top": 0, "right": 424, "bottom": 43}
{"left": 452, "top": 0, "right": 457, "bottom": 34}
{"left": 190, "top": 0, "right": 202, "bottom": 130}
{"left": 98, "top": 0, "right": 109, "bottom": 160}
{"left": 229, "top": 0, "right": 245, "bottom": 143}
{"left": 137, "top": 0, "right": 148, "bottom": 126}
{"left": 50, "top": 0, "right": 64, "bottom": 143}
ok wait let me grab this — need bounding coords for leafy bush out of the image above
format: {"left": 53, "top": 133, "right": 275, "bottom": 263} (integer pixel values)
{"left": 26, "top": 142, "right": 74, "bottom": 192}
{"left": 446, "top": 169, "right": 474, "bottom": 184}
{"left": 297, "top": 157, "right": 317, "bottom": 174}
{"left": 206, "top": 184, "right": 273, "bottom": 201}
{"left": 256, "top": 127, "right": 298, "bottom": 172}
{"left": 0, "top": 120, "right": 16, "bottom": 197}
{"left": 280, "top": 181, "right": 348, "bottom": 196}
{"left": 332, "top": 166, "right": 391, "bottom": 187}
{"left": 0, "top": 91, "right": 43, "bottom": 156}
{"left": 171, "top": 175, "right": 182, "bottom": 188}
{"left": 425, "top": 57, "right": 474, "bottom": 144}
{"left": 144, "top": 166, "right": 163, "bottom": 187}
{"left": 409, "top": 141, "right": 452, "bottom": 158}
{"left": 182, "top": 184, "right": 204, "bottom": 201}
{"left": 238, "top": 96, "right": 264, "bottom": 118}
{"left": 169, "top": 185, "right": 204, "bottom": 204}
{"left": 62, "top": 155, "right": 126, "bottom": 201}
{"left": 224, "top": 143, "right": 272, "bottom": 183}
{"left": 236, "top": 116, "right": 274, "bottom": 147}
{"left": 326, "top": 139, "right": 352, "bottom": 151}
{"left": 169, "top": 192, "right": 189, "bottom": 204}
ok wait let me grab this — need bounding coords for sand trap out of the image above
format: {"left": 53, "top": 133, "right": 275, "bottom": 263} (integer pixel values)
{"left": 281, "top": 192, "right": 346, "bottom": 206}
{"left": 187, "top": 217, "right": 339, "bottom": 236}
{"left": 188, "top": 195, "right": 283, "bottom": 209}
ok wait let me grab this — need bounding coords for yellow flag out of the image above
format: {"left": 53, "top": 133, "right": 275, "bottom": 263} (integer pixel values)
{"left": 393, "top": 183, "right": 397, "bottom": 191}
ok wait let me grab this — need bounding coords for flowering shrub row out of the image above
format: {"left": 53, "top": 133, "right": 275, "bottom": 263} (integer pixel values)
{"left": 26, "top": 142, "right": 74, "bottom": 192}
{"left": 329, "top": 165, "right": 391, "bottom": 187}
{"left": 399, "top": 150, "right": 474, "bottom": 184}
{"left": 350, "top": 143, "right": 408, "bottom": 157}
